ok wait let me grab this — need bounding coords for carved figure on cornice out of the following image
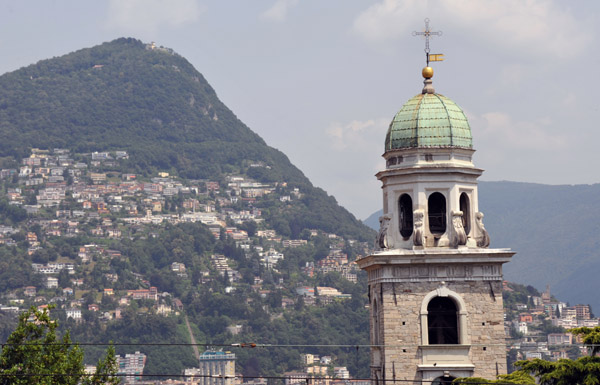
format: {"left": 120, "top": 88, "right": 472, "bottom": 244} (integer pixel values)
{"left": 413, "top": 209, "right": 424, "bottom": 247}
{"left": 450, "top": 210, "right": 467, "bottom": 247}
{"left": 376, "top": 214, "right": 392, "bottom": 250}
{"left": 475, "top": 211, "right": 490, "bottom": 248}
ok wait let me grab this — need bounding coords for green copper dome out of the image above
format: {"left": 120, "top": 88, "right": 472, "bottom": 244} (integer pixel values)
{"left": 385, "top": 93, "right": 472, "bottom": 151}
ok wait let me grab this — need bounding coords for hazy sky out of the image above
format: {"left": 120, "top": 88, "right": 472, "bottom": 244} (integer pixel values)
{"left": 1, "top": 1, "right": 598, "bottom": 219}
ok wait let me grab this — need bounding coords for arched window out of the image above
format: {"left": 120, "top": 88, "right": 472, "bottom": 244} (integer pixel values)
{"left": 428, "top": 192, "right": 446, "bottom": 234}
{"left": 427, "top": 297, "right": 458, "bottom": 344}
{"left": 398, "top": 194, "right": 413, "bottom": 239}
{"left": 459, "top": 193, "right": 471, "bottom": 235}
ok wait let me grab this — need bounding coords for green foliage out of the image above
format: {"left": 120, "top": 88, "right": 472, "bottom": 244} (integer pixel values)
{"left": 0, "top": 199, "right": 27, "bottom": 225}
{"left": 502, "top": 282, "right": 540, "bottom": 310}
{"left": 260, "top": 188, "right": 373, "bottom": 241}
{"left": 85, "top": 344, "right": 120, "bottom": 385}
{"left": 69, "top": 312, "right": 196, "bottom": 378}
{"left": 0, "top": 306, "right": 83, "bottom": 384}
{"left": 514, "top": 357, "right": 600, "bottom": 385}
{"left": 121, "top": 222, "right": 215, "bottom": 276}
{"left": 0, "top": 306, "right": 118, "bottom": 385}
{"left": 569, "top": 326, "right": 600, "bottom": 355}
{"left": 183, "top": 277, "right": 370, "bottom": 379}
{"left": 0, "top": 248, "right": 37, "bottom": 292}
{"left": 452, "top": 371, "right": 535, "bottom": 384}
{"left": 495, "top": 371, "right": 536, "bottom": 384}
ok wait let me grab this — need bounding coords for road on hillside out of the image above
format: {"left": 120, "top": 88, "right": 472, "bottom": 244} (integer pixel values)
{"left": 185, "top": 314, "right": 200, "bottom": 360}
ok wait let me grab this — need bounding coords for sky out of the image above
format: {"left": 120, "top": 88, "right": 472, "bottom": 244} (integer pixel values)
{"left": 0, "top": 0, "right": 598, "bottom": 219}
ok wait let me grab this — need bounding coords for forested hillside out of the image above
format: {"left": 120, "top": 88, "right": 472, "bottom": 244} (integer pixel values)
{"left": 0, "top": 37, "right": 372, "bottom": 242}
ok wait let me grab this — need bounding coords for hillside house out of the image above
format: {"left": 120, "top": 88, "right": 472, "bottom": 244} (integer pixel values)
{"left": 24, "top": 286, "right": 36, "bottom": 297}
{"left": 45, "top": 277, "right": 58, "bottom": 289}
{"left": 127, "top": 287, "right": 158, "bottom": 301}
{"left": 66, "top": 308, "right": 82, "bottom": 321}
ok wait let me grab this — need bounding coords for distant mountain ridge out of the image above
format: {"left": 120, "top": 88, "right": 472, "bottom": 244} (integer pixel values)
{"left": 0, "top": 38, "right": 373, "bottom": 241}
{"left": 364, "top": 181, "right": 600, "bottom": 312}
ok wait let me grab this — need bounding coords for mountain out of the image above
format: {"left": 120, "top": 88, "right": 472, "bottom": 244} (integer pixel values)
{"left": 0, "top": 37, "right": 373, "bottom": 242}
{"left": 0, "top": 38, "right": 376, "bottom": 376}
{"left": 363, "top": 210, "right": 381, "bottom": 231}
{"left": 363, "top": 181, "right": 600, "bottom": 312}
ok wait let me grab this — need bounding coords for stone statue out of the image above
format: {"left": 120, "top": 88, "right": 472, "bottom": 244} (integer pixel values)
{"left": 376, "top": 214, "right": 392, "bottom": 250}
{"left": 450, "top": 210, "right": 467, "bottom": 247}
{"left": 475, "top": 211, "right": 490, "bottom": 248}
{"left": 413, "top": 209, "right": 424, "bottom": 247}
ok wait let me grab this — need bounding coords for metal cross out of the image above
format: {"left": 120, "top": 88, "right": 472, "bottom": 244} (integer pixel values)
{"left": 412, "top": 18, "right": 442, "bottom": 65}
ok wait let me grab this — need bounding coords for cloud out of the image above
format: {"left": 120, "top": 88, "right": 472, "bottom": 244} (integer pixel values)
{"left": 353, "top": 0, "right": 589, "bottom": 59}
{"left": 471, "top": 111, "right": 567, "bottom": 151}
{"left": 326, "top": 117, "right": 389, "bottom": 151}
{"left": 260, "top": 0, "right": 299, "bottom": 23}
{"left": 322, "top": 118, "right": 389, "bottom": 218}
{"left": 562, "top": 92, "right": 577, "bottom": 109}
{"left": 106, "top": 0, "right": 203, "bottom": 34}
{"left": 353, "top": 0, "right": 425, "bottom": 42}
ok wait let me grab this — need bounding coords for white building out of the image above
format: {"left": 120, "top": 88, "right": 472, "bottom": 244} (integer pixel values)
{"left": 65, "top": 308, "right": 82, "bottom": 321}
{"left": 260, "top": 248, "right": 284, "bottom": 270}
{"left": 45, "top": 276, "right": 58, "bottom": 289}
{"left": 334, "top": 367, "right": 350, "bottom": 379}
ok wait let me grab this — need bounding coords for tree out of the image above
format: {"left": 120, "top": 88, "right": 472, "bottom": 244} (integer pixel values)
{"left": 57, "top": 269, "right": 70, "bottom": 289}
{"left": 453, "top": 326, "right": 600, "bottom": 384}
{"left": 0, "top": 306, "right": 119, "bottom": 384}
{"left": 86, "top": 344, "right": 120, "bottom": 385}
{"left": 570, "top": 326, "right": 600, "bottom": 355}
{"left": 514, "top": 356, "right": 600, "bottom": 385}
{"left": 452, "top": 372, "right": 535, "bottom": 384}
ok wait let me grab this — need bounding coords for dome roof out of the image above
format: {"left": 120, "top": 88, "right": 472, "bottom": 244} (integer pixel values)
{"left": 385, "top": 93, "right": 472, "bottom": 151}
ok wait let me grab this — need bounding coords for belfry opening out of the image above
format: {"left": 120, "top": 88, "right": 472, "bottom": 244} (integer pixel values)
{"left": 427, "top": 297, "right": 459, "bottom": 344}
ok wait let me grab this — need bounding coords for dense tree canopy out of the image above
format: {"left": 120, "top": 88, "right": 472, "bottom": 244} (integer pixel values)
{"left": 0, "top": 307, "right": 118, "bottom": 385}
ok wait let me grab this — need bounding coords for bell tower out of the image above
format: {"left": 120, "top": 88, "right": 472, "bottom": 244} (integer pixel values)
{"left": 356, "top": 54, "right": 514, "bottom": 384}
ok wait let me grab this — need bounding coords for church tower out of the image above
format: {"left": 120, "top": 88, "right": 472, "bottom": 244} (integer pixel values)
{"left": 356, "top": 46, "right": 514, "bottom": 384}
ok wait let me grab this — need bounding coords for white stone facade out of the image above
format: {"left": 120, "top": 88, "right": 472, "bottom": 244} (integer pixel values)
{"left": 376, "top": 147, "right": 489, "bottom": 251}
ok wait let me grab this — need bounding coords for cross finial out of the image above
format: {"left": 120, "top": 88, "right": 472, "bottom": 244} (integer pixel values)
{"left": 412, "top": 18, "right": 443, "bottom": 66}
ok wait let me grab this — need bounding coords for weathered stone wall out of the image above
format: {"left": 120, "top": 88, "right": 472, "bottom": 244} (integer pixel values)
{"left": 368, "top": 271, "right": 506, "bottom": 383}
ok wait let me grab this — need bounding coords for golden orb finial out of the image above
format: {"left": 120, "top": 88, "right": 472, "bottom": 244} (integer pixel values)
{"left": 422, "top": 66, "right": 434, "bottom": 79}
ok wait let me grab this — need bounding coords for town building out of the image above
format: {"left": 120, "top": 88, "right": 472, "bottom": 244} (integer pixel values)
{"left": 193, "top": 350, "right": 236, "bottom": 385}
{"left": 117, "top": 351, "right": 146, "bottom": 384}
{"left": 574, "top": 304, "right": 591, "bottom": 320}
{"left": 356, "top": 44, "right": 514, "bottom": 384}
